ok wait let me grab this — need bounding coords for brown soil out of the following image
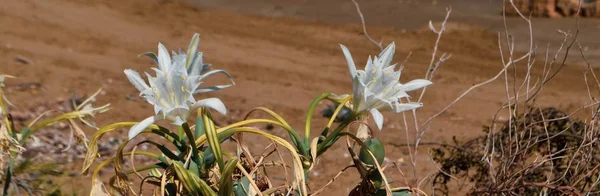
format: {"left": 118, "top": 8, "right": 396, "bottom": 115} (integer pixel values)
{"left": 1, "top": 0, "right": 598, "bottom": 195}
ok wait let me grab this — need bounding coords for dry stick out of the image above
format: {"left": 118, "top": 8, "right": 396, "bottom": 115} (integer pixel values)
{"left": 310, "top": 165, "right": 354, "bottom": 195}
{"left": 391, "top": 162, "right": 411, "bottom": 187}
{"left": 427, "top": 151, "right": 466, "bottom": 194}
{"left": 502, "top": 1, "right": 520, "bottom": 165}
{"left": 420, "top": 50, "right": 532, "bottom": 128}
{"left": 400, "top": 111, "right": 417, "bottom": 185}
{"left": 410, "top": 8, "right": 452, "bottom": 188}
{"left": 418, "top": 7, "right": 452, "bottom": 102}
{"left": 508, "top": 0, "right": 535, "bottom": 105}
{"left": 537, "top": 106, "right": 555, "bottom": 184}
{"left": 271, "top": 142, "right": 291, "bottom": 189}
{"left": 577, "top": 40, "right": 600, "bottom": 118}
{"left": 349, "top": 0, "right": 383, "bottom": 50}
{"left": 526, "top": 4, "right": 582, "bottom": 104}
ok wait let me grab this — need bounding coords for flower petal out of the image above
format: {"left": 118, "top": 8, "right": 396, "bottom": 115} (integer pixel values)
{"left": 378, "top": 42, "right": 396, "bottom": 66}
{"left": 186, "top": 33, "right": 200, "bottom": 69}
{"left": 138, "top": 52, "right": 159, "bottom": 65}
{"left": 194, "top": 84, "right": 234, "bottom": 94}
{"left": 403, "top": 79, "right": 432, "bottom": 92}
{"left": 200, "top": 69, "right": 235, "bottom": 85}
{"left": 157, "top": 43, "right": 171, "bottom": 71}
{"left": 370, "top": 108, "right": 384, "bottom": 131}
{"left": 394, "top": 102, "right": 423, "bottom": 113}
{"left": 128, "top": 116, "right": 158, "bottom": 140}
{"left": 192, "top": 98, "right": 227, "bottom": 115}
{"left": 340, "top": 44, "right": 357, "bottom": 78}
{"left": 124, "top": 69, "right": 150, "bottom": 92}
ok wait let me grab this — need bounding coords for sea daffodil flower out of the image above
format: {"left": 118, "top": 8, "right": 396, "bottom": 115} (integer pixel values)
{"left": 140, "top": 33, "right": 234, "bottom": 94}
{"left": 125, "top": 35, "right": 232, "bottom": 139}
{"left": 339, "top": 42, "right": 432, "bottom": 130}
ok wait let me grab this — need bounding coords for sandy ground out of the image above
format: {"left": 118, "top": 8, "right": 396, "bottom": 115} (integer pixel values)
{"left": 1, "top": 0, "right": 598, "bottom": 194}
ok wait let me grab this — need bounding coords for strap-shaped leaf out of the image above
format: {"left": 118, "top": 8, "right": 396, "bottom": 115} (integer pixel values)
{"left": 219, "top": 158, "right": 239, "bottom": 196}
{"left": 203, "top": 111, "right": 224, "bottom": 170}
{"left": 172, "top": 162, "right": 202, "bottom": 194}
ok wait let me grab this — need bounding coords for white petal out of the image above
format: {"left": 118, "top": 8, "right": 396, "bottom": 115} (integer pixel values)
{"left": 378, "top": 42, "right": 395, "bottom": 66}
{"left": 403, "top": 79, "right": 432, "bottom": 92}
{"left": 186, "top": 33, "right": 200, "bottom": 69}
{"left": 194, "top": 84, "right": 233, "bottom": 94}
{"left": 138, "top": 52, "right": 158, "bottom": 65}
{"left": 370, "top": 108, "right": 384, "bottom": 131}
{"left": 163, "top": 107, "right": 190, "bottom": 125}
{"left": 124, "top": 69, "right": 150, "bottom": 92}
{"left": 200, "top": 69, "right": 235, "bottom": 85}
{"left": 128, "top": 116, "right": 157, "bottom": 140}
{"left": 157, "top": 43, "right": 171, "bottom": 71}
{"left": 192, "top": 98, "right": 227, "bottom": 115}
{"left": 394, "top": 102, "right": 423, "bottom": 113}
{"left": 339, "top": 44, "right": 357, "bottom": 78}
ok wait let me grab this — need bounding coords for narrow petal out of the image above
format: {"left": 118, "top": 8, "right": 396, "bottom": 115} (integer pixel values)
{"left": 157, "top": 43, "right": 171, "bottom": 71}
{"left": 378, "top": 42, "right": 396, "bottom": 66}
{"left": 186, "top": 33, "right": 200, "bottom": 69}
{"left": 370, "top": 108, "right": 384, "bottom": 131}
{"left": 163, "top": 107, "right": 190, "bottom": 125}
{"left": 403, "top": 79, "right": 432, "bottom": 92}
{"left": 194, "top": 84, "right": 234, "bottom": 94}
{"left": 124, "top": 69, "right": 150, "bottom": 92}
{"left": 340, "top": 44, "right": 357, "bottom": 78}
{"left": 394, "top": 102, "right": 423, "bottom": 113}
{"left": 138, "top": 52, "right": 159, "bottom": 65}
{"left": 200, "top": 69, "right": 235, "bottom": 85}
{"left": 192, "top": 98, "right": 227, "bottom": 115}
{"left": 128, "top": 116, "right": 157, "bottom": 140}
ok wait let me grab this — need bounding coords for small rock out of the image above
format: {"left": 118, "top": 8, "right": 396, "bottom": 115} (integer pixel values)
{"left": 15, "top": 55, "right": 32, "bottom": 65}
{"left": 311, "top": 171, "right": 320, "bottom": 177}
{"left": 265, "top": 124, "right": 274, "bottom": 130}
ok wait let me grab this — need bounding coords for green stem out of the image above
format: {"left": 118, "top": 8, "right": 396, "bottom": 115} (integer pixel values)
{"left": 316, "top": 113, "right": 360, "bottom": 156}
{"left": 305, "top": 93, "right": 330, "bottom": 146}
{"left": 181, "top": 123, "right": 201, "bottom": 175}
{"left": 2, "top": 156, "right": 14, "bottom": 196}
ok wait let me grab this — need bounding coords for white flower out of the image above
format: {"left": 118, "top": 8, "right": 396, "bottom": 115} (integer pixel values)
{"left": 125, "top": 34, "right": 233, "bottom": 139}
{"left": 339, "top": 42, "right": 432, "bottom": 130}
{"left": 140, "top": 33, "right": 234, "bottom": 93}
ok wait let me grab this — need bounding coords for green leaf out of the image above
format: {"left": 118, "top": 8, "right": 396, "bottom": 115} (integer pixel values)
{"left": 375, "top": 188, "right": 411, "bottom": 196}
{"left": 172, "top": 162, "right": 202, "bottom": 195}
{"left": 305, "top": 93, "right": 330, "bottom": 146}
{"left": 195, "top": 114, "right": 206, "bottom": 139}
{"left": 182, "top": 123, "right": 201, "bottom": 176}
{"left": 219, "top": 158, "right": 239, "bottom": 196}
{"left": 136, "top": 140, "right": 181, "bottom": 161}
{"left": 150, "top": 128, "right": 187, "bottom": 153}
{"left": 368, "top": 169, "right": 384, "bottom": 189}
{"left": 359, "top": 138, "right": 385, "bottom": 166}
{"left": 204, "top": 113, "right": 224, "bottom": 170}
{"left": 233, "top": 177, "right": 251, "bottom": 196}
